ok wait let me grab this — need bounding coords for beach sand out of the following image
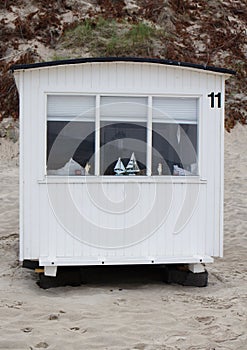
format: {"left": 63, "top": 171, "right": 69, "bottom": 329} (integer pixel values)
{"left": 0, "top": 125, "right": 246, "bottom": 350}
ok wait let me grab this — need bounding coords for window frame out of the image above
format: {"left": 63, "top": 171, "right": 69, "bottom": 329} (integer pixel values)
{"left": 45, "top": 93, "right": 201, "bottom": 178}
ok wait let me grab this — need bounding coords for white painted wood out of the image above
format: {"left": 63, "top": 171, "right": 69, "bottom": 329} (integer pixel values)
{"left": 18, "top": 72, "right": 24, "bottom": 262}
{"left": 95, "top": 95, "right": 100, "bottom": 176}
{"left": 219, "top": 77, "right": 226, "bottom": 257}
{"left": 45, "top": 265, "right": 57, "bottom": 277}
{"left": 147, "top": 96, "right": 152, "bottom": 176}
{"left": 188, "top": 263, "right": 205, "bottom": 273}
{"left": 40, "top": 255, "right": 213, "bottom": 267}
{"left": 13, "top": 60, "right": 230, "bottom": 268}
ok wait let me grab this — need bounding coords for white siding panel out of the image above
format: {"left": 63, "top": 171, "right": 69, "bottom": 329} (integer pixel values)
{"left": 116, "top": 63, "right": 126, "bottom": 90}
{"left": 47, "top": 66, "right": 57, "bottom": 87}
{"left": 30, "top": 70, "right": 42, "bottom": 258}
{"left": 22, "top": 72, "right": 32, "bottom": 258}
{"left": 56, "top": 66, "right": 66, "bottom": 90}
{"left": 18, "top": 71, "right": 24, "bottom": 261}
{"left": 82, "top": 64, "right": 93, "bottom": 90}
{"left": 92, "top": 63, "right": 101, "bottom": 90}
{"left": 158, "top": 66, "right": 166, "bottom": 90}
{"left": 39, "top": 187, "right": 49, "bottom": 258}
{"left": 150, "top": 65, "right": 159, "bottom": 91}
{"left": 37, "top": 182, "right": 207, "bottom": 262}
{"left": 213, "top": 76, "right": 224, "bottom": 256}
{"left": 38, "top": 62, "right": 216, "bottom": 96}
{"left": 204, "top": 74, "right": 222, "bottom": 256}
{"left": 181, "top": 69, "right": 191, "bottom": 90}
{"left": 100, "top": 62, "right": 109, "bottom": 90}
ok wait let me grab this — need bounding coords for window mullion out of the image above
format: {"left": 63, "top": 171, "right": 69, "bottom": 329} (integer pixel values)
{"left": 95, "top": 95, "right": 100, "bottom": 176}
{"left": 146, "top": 96, "right": 152, "bottom": 176}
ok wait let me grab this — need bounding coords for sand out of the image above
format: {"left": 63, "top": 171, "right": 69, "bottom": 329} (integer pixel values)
{"left": 0, "top": 125, "right": 246, "bottom": 350}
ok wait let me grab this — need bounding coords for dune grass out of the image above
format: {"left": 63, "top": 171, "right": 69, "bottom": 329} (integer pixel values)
{"left": 61, "top": 17, "right": 167, "bottom": 57}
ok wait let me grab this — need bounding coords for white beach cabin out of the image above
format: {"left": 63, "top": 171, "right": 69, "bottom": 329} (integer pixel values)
{"left": 11, "top": 57, "right": 234, "bottom": 279}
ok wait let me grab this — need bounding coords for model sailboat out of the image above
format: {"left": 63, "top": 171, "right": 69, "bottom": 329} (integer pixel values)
{"left": 114, "top": 157, "right": 126, "bottom": 175}
{"left": 126, "top": 152, "right": 140, "bottom": 175}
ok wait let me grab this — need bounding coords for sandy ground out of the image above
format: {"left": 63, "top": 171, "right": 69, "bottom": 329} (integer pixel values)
{"left": 0, "top": 125, "right": 246, "bottom": 350}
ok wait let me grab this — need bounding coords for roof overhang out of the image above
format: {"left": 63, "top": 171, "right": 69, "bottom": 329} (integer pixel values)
{"left": 10, "top": 56, "right": 236, "bottom": 75}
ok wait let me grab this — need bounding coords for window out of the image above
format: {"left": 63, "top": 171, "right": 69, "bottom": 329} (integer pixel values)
{"left": 100, "top": 97, "right": 147, "bottom": 175}
{"left": 46, "top": 95, "right": 198, "bottom": 177}
{"left": 152, "top": 98, "right": 198, "bottom": 176}
{"left": 47, "top": 95, "right": 95, "bottom": 176}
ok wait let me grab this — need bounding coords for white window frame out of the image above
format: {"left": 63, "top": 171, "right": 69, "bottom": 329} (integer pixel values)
{"left": 45, "top": 93, "right": 201, "bottom": 178}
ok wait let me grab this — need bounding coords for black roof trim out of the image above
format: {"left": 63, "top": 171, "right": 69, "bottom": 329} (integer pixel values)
{"left": 10, "top": 56, "right": 236, "bottom": 75}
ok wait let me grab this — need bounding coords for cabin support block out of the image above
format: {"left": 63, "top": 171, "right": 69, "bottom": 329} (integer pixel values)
{"left": 188, "top": 263, "right": 205, "bottom": 273}
{"left": 44, "top": 265, "right": 57, "bottom": 277}
{"left": 163, "top": 265, "right": 208, "bottom": 287}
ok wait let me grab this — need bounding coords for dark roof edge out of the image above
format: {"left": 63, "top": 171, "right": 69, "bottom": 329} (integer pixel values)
{"left": 10, "top": 56, "right": 236, "bottom": 75}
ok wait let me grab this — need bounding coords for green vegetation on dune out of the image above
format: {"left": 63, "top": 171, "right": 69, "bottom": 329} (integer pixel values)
{"left": 60, "top": 18, "right": 168, "bottom": 57}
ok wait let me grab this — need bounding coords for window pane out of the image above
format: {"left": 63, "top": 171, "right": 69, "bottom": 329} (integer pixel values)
{"left": 101, "top": 96, "right": 147, "bottom": 122}
{"left": 47, "top": 121, "right": 95, "bottom": 175}
{"left": 153, "top": 97, "right": 198, "bottom": 123}
{"left": 47, "top": 95, "right": 95, "bottom": 121}
{"left": 100, "top": 96, "right": 148, "bottom": 176}
{"left": 47, "top": 95, "right": 96, "bottom": 176}
{"left": 100, "top": 122, "right": 147, "bottom": 175}
{"left": 152, "top": 123, "right": 198, "bottom": 176}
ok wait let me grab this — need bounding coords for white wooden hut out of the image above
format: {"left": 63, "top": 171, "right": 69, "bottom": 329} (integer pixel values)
{"left": 11, "top": 57, "right": 234, "bottom": 278}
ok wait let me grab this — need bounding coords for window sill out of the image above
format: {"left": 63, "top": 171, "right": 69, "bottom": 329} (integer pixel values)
{"left": 38, "top": 176, "right": 207, "bottom": 185}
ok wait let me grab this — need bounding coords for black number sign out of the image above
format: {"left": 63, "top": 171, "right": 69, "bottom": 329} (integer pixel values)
{"left": 208, "top": 92, "right": 222, "bottom": 108}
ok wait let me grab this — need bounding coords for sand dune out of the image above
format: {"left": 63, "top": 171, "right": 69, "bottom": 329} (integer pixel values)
{"left": 0, "top": 125, "right": 246, "bottom": 350}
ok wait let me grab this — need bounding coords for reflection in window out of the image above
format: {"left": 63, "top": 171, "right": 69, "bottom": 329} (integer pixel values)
{"left": 100, "top": 122, "right": 147, "bottom": 175}
{"left": 47, "top": 121, "right": 95, "bottom": 175}
{"left": 46, "top": 95, "right": 199, "bottom": 177}
{"left": 152, "top": 123, "right": 198, "bottom": 176}
{"left": 100, "top": 96, "right": 148, "bottom": 176}
{"left": 46, "top": 95, "right": 95, "bottom": 176}
{"left": 152, "top": 97, "right": 198, "bottom": 176}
